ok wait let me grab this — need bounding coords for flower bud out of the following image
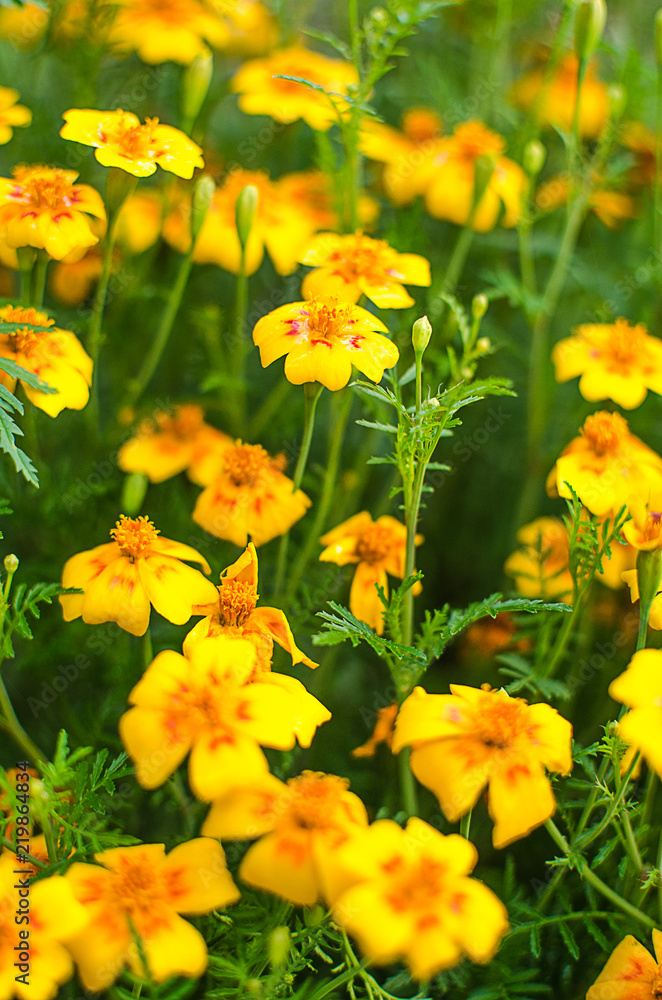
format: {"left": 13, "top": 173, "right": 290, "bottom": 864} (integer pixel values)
{"left": 476, "top": 336, "right": 492, "bottom": 353}
{"left": 472, "top": 294, "right": 488, "bottom": 320}
{"left": 574, "top": 0, "right": 607, "bottom": 63}
{"left": 268, "top": 926, "right": 291, "bottom": 969}
{"left": 607, "top": 83, "right": 626, "bottom": 119}
{"left": 120, "top": 472, "right": 148, "bottom": 517}
{"left": 656, "top": 8, "right": 662, "bottom": 69}
{"left": 523, "top": 139, "right": 546, "bottom": 177}
{"left": 182, "top": 49, "right": 213, "bottom": 128}
{"left": 412, "top": 315, "right": 432, "bottom": 355}
{"left": 3, "top": 554, "right": 18, "bottom": 574}
{"left": 235, "top": 184, "right": 259, "bottom": 251}
{"left": 191, "top": 173, "right": 215, "bottom": 242}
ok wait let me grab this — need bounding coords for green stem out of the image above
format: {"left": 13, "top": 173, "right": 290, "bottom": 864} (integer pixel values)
{"left": 442, "top": 224, "right": 475, "bottom": 300}
{"left": 142, "top": 629, "right": 153, "bottom": 670}
{"left": 459, "top": 808, "right": 473, "bottom": 840}
{"left": 31, "top": 251, "right": 49, "bottom": 309}
{"left": 16, "top": 248, "right": 35, "bottom": 307}
{"left": 576, "top": 750, "right": 642, "bottom": 852}
{"left": 231, "top": 249, "right": 249, "bottom": 432}
{"left": 636, "top": 598, "right": 652, "bottom": 652}
{"left": 247, "top": 377, "right": 293, "bottom": 441}
{"left": 539, "top": 587, "right": 586, "bottom": 678}
{"left": 401, "top": 460, "right": 426, "bottom": 654}
{"left": 655, "top": 65, "right": 662, "bottom": 257}
{"left": 567, "top": 56, "right": 586, "bottom": 182}
{"left": 415, "top": 351, "right": 423, "bottom": 413}
{"left": 1, "top": 837, "right": 47, "bottom": 869}
{"left": 398, "top": 746, "right": 418, "bottom": 818}
{"left": 0, "top": 677, "right": 47, "bottom": 766}
{"left": 518, "top": 208, "right": 537, "bottom": 310}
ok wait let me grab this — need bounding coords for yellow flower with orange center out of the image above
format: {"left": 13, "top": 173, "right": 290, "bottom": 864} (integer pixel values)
{"left": 60, "top": 108, "right": 204, "bottom": 178}
{"left": 106, "top": 0, "right": 231, "bottom": 64}
{"left": 0, "top": 87, "right": 30, "bottom": 144}
{"left": 359, "top": 107, "right": 447, "bottom": 206}
{"left": 184, "top": 542, "right": 317, "bottom": 671}
{"left": 119, "top": 637, "right": 330, "bottom": 798}
{"left": 608, "top": 650, "right": 662, "bottom": 779}
{"left": 0, "top": 854, "right": 89, "bottom": 1000}
{"left": 392, "top": 684, "right": 573, "bottom": 849}
{"left": 299, "top": 232, "right": 431, "bottom": 309}
{"left": 331, "top": 817, "right": 509, "bottom": 980}
{"left": 64, "top": 840, "right": 239, "bottom": 992}
{"left": 118, "top": 404, "right": 232, "bottom": 484}
{"left": 536, "top": 174, "right": 637, "bottom": 230}
{"left": 0, "top": 165, "right": 105, "bottom": 260}
{"left": 192, "top": 440, "right": 310, "bottom": 547}
{"left": 552, "top": 318, "right": 662, "bottom": 410}
{"left": 0, "top": 304, "right": 93, "bottom": 416}
{"left": 504, "top": 517, "right": 574, "bottom": 602}
{"left": 60, "top": 514, "right": 219, "bottom": 636}
{"left": 202, "top": 770, "right": 369, "bottom": 906}
{"left": 587, "top": 931, "right": 662, "bottom": 1000}
{"left": 546, "top": 411, "right": 662, "bottom": 517}
{"left": 231, "top": 44, "right": 359, "bottom": 131}
{"left": 510, "top": 52, "right": 610, "bottom": 138}
{"left": 319, "top": 512, "right": 421, "bottom": 634}
{"left": 252, "top": 297, "right": 399, "bottom": 391}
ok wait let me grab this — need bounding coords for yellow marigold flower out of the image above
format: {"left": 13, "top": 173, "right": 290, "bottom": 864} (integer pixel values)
{"left": 208, "top": 0, "right": 278, "bottom": 56}
{"left": 332, "top": 817, "right": 509, "bottom": 980}
{"left": 192, "top": 440, "right": 310, "bottom": 547}
{"left": 319, "top": 512, "right": 421, "bottom": 635}
{"left": 0, "top": 304, "right": 93, "bottom": 416}
{"left": 253, "top": 297, "right": 399, "bottom": 391}
{"left": 276, "top": 170, "right": 379, "bottom": 232}
{"left": 623, "top": 489, "right": 662, "bottom": 551}
{"left": 0, "top": 165, "right": 105, "bottom": 261}
{"left": 119, "top": 637, "right": 330, "bottom": 797}
{"left": 60, "top": 108, "right": 204, "bottom": 179}
{"left": 184, "top": 542, "right": 317, "bottom": 670}
{"left": 0, "top": 1, "right": 49, "bottom": 49}
{"left": 423, "top": 120, "right": 526, "bottom": 232}
{"left": 201, "top": 770, "right": 369, "bottom": 906}
{"left": 59, "top": 514, "right": 219, "bottom": 636}
{"left": 299, "top": 232, "right": 431, "bottom": 309}
{"left": 118, "top": 404, "right": 232, "bottom": 484}
{"left": 231, "top": 44, "right": 359, "bottom": 132}
{"left": 552, "top": 318, "right": 662, "bottom": 410}
{"left": 115, "top": 190, "right": 163, "bottom": 253}
{"left": 0, "top": 854, "right": 90, "bottom": 1000}
{"left": 609, "top": 649, "right": 662, "bottom": 779}
{"left": 359, "top": 107, "right": 446, "bottom": 206}
{"left": 587, "top": 931, "right": 662, "bottom": 1000}
{"left": 546, "top": 411, "right": 662, "bottom": 517}
{"left": 510, "top": 52, "right": 610, "bottom": 138}
{"left": 106, "top": 0, "right": 231, "bottom": 64}
{"left": 48, "top": 246, "right": 104, "bottom": 307}
{"left": 64, "top": 840, "right": 240, "bottom": 992}
{"left": 536, "top": 174, "right": 637, "bottom": 229}
{"left": 504, "top": 517, "right": 573, "bottom": 602}
{"left": 392, "top": 684, "right": 573, "bottom": 849}
{"left": 0, "top": 88, "right": 30, "bottom": 145}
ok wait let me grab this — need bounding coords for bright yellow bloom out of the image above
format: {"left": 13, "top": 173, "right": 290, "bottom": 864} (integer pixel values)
{"left": 184, "top": 543, "right": 317, "bottom": 670}
{"left": 253, "top": 297, "right": 399, "bottom": 391}
{"left": 107, "top": 0, "right": 231, "bottom": 64}
{"left": 623, "top": 489, "right": 662, "bottom": 551}
{"left": 0, "top": 2, "right": 49, "bottom": 49}
{"left": 118, "top": 404, "right": 232, "bottom": 484}
{"left": 203, "top": 771, "right": 368, "bottom": 906}
{"left": 299, "top": 232, "right": 431, "bottom": 309}
{"left": 552, "top": 318, "right": 662, "bottom": 410}
{"left": 231, "top": 44, "right": 358, "bottom": 132}
{"left": 48, "top": 247, "right": 104, "bottom": 307}
{"left": 587, "top": 931, "right": 662, "bottom": 1000}
{"left": 60, "top": 109, "right": 204, "bottom": 178}
{"left": 0, "top": 854, "right": 89, "bottom": 1000}
{"left": 510, "top": 53, "right": 610, "bottom": 138}
{"left": 319, "top": 512, "right": 421, "bottom": 634}
{"left": 119, "top": 637, "right": 330, "bottom": 797}
{"left": 0, "top": 304, "right": 93, "bottom": 416}
{"left": 192, "top": 440, "right": 310, "bottom": 547}
{"left": 65, "top": 840, "right": 239, "bottom": 992}
{"left": 207, "top": 0, "right": 278, "bottom": 56}
{"left": 115, "top": 190, "right": 163, "bottom": 253}
{"left": 0, "top": 88, "right": 30, "bottom": 144}
{"left": 504, "top": 517, "right": 573, "bottom": 602}
{"left": 0, "top": 166, "right": 105, "bottom": 261}
{"left": 609, "top": 650, "right": 662, "bottom": 777}
{"left": 392, "top": 685, "right": 573, "bottom": 849}
{"left": 359, "top": 108, "right": 446, "bottom": 206}
{"left": 332, "top": 817, "right": 509, "bottom": 980}
{"left": 423, "top": 121, "right": 526, "bottom": 232}
{"left": 546, "top": 411, "right": 662, "bottom": 517}
{"left": 536, "top": 174, "right": 637, "bottom": 229}
{"left": 60, "top": 515, "right": 219, "bottom": 636}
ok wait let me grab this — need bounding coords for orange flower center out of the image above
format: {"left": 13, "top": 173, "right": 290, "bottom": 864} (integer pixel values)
{"left": 286, "top": 772, "right": 351, "bottom": 831}
{"left": 82, "top": 855, "right": 173, "bottom": 938}
{"left": 101, "top": 112, "right": 159, "bottom": 159}
{"left": 643, "top": 511, "right": 662, "bottom": 543}
{"left": 10, "top": 166, "right": 82, "bottom": 211}
{"left": 169, "top": 669, "right": 250, "bottom": 735}
{"left": 581, "top": 411, "right": 628, "bottom": 456}
{"left": 357, "top": 523, "right": 393, "bottom": 564}
{"left": 473, "top": 693, "right": 531, "bottom": 751}
{"left": 7, "top": 327, "right": 42, "bottom": 356}
{"left": 652, "top": 967, "right": 662, "bottom": 998}
{"left": 218, "top": 579, "right": 258, "bottom": 626}
{"left": 452, "top": 121, "right": 505, "bottom": 160}
{"left": 383, "top": 855, "right": 447, "bottom": 916}
{"left": 401, "top": 107, "right": 442, "bottom": 143}
{"left": 605, "top": 318, "right": 648, "bottom": 365}
{"left": 223, "top": 442, "right": 272, "bottom": 487}
{"left": 0, "top": 305, "right": 53, "bottom": 328}
{"left": 325, "top": 234, "right": 396, "bottom": 284}
{"left": 126, "top": 0, "right": 200, "bottom": 24}
{"left": 157, "top": 404, "right": 205, "bottom": 439}
{"left": 303, "top": 299, "right": 359, "bottom": 341}
{"left": 110, "top": 515, "right": 160, "bottom": 560}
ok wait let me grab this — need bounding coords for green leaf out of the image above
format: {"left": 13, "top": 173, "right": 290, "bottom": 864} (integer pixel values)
{"left": 313, "top": 601, "right": 427, "bottom": 665}
{"left": 558, "top": 921, "right": 580, "bottom": 960}
{"left": 0, "top": 356, "right": 56, "bottom": 393}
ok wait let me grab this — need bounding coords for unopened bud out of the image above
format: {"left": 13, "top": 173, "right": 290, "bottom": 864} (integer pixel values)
{"left": 472, "top": 293, "right": 488, "bottom": 320}
{"left": 120, "top": 472, "right": 148, "bottom": 517}
{"left": 3, "top": 554, "right": 18, "bottom": 574}
{"left": 574, "top": 0, "right": 607, "bottom": 63}
{"left": 412, "top": 315, "right": 432, "bottom": 355}
{"left": 191, "top": 174, "right": 215, "bottom": 242}
{"left": 656, "top": 9, "right": 662, "bottom": 68}
{"left": 182, "top": 48, "right": 213, "bottom": 128}
{"left": 268, "top": 926, "right": 291, "bottom": 969}
{"left": 235, "top": 184, "right": 259, "bottom": 250}
{"left": 473, "top": 154, "right": 495, "bottom": 208}
{"left": 606, "top": 83, "right": 626, "bottom": 119}
{"left": 476, "top": 336, "right": 491, "bottom": 353}
{"left": 523, "top": 138, "right": 546, "bottom": 177}
{"left": 304, "top": 903, "right": 325, "bottom": 927}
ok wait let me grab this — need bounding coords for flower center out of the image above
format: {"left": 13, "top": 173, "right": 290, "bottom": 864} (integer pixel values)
{"left": 83, "top": 855, "right": 172, "bottom": 938}
{"left": 452, "top": 120, "right": 505, "bottom": 160}
{"left": 0, "top": 304, "right": 53, "bottom": 341}
{"left": 581, "top": 411, "right": 628, "bottom": 456}
{"left": 101, "top": 112, "right": 159, "bottom": 159}
{"left": 307, "top": 298, "right": 358, "bottom": 340}
{"left": 157, "top": 404, "right": 205, "bottom": 440}
{"left": 473, "top": 693, "right": 529, "bottom": 750}
{"left": 607, "top": 317, "right": 648, "bottom": 364}
{"left": 652, "top": 967, "right": 662, "bottom": 998}
{"left": 327, "top": 234, "right": 394, "bottom": 284}
{"left": 223, "top": 442, "right": 272, "bottom": 487}
{"left": 110, "top": 515, "right": 160, "bottom": 560}
{"left": 383, "top": 856, "right": 447, "bottom": 914}
{"left": 644, "top": 511, "right": 662, "bottom": 543}
{"left": 286, "top": 772, "right": 351, "bottom": 831}
{"left": 401, "top": 107, "right": 442, "bottom": 144}
{"left": 218, "top": 580, "right": 258, "bottom": 626}
{"left": 356, "top": 523, "right": 393, "bottom": 564}
{"left": 10, "top": 166, "right": 81, "bottom": 211}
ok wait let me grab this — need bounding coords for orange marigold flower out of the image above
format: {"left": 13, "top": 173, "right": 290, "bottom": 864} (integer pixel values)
{"left": 422, "top": 120, "right": 525, "bottom": 232}
{"left": 587, "top": 932, "right": 662, "bottom": 1000}
{"left": 184, "top": 542, "right": 317, "bottom": 670}
{"left": 536, "top": 174, "right": 637, "bottom": 229}
{"left": 609, "top": 650, "right": 662, "bottom": 777}
{"left": 276, "top": 169, "right": 379, "bottom": 232}
{"left": 231, "top": 44, "right": 358, "bottom": 132}
{"left": 64, "top": 840, "right": 239, "bottom": 992}
{"left": 59, "top": 514, "right": 219, "bottom": 636}
{"left": 0, "top": 304, "right": 93, "bottom": 416}
{"left": 60, "top": 108, "right": 204, "bottom": 178}
{"left": 359, "top": 107, "right": 446, "bottom": 206}
{"left": 119, "top": 637, "right": 330, "bottom": 797}
{"left": 253, "top": 297, "right": 399, "bottom": 391}
{"left": 319, "top": 512, "right": 421, "bottom": 634}
{"left": 192, "top": 440, "right": 310, "bottom": 547}
{"left": 299, "top": 232, "right": 431, "bottom": 309}
{"left": 510, "top": 52, "right": 610, "bottom": 138}
{"left": 106, "top": 0, "right": 231, "bottom": 64}
{"left": 0, "top": 165, "right": 105, "bottom": 260}
{"left": 0, "top": 854, "right": 89, "bottom": 1000}
{"left": 546, "top": 411, "right": 662, "bottom": 517}
{"left": 0, "top": 87, "right": 31, "bottom": 144}
{"left": 504, "top": 517, "right": 573, "bottom": 602}
{"left": 118, "top": 404, "right": 232, "bottom": 484}
{"left": 201, "top": 770, "right": 368, "bottom": 906}
{"left": 392, "top": 684, "right": 573, "bottom": 849}
{"left": 552, "top": 318, "right": 662, "bottom": 410}
{"left": 332, "top": 817, "right": 509, "bottom": 980}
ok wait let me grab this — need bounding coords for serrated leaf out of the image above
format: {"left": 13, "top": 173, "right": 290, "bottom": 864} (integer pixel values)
{"left": 0, "top": 356, "right": 56, "bottom": 393}
{"left": 313, "top": 601, "right": 426, "bottom": 664}
{"left": 558, "top": 921, "right": 580, "bottom": 960}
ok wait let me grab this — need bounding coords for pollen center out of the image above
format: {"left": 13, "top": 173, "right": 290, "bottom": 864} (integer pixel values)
{"left": 644, "top": 511, "right": 662, "bottom": 543}
{"left": 105, "top": 112, "right": 159, "bottom": 159}
{"left": 327, "top": 234, "right": 394, "bottom": 284}
{"left": 452, "top": 120, "right": 505, "bottom": 160}
{"left": 581, "top": 411, "right": 628, "bottom": 456}
{"left": 111, "top": 515, "right": 160, "bottom": 560}
{"left": 384, "top": 856, "right": 447, "bottom": 913}
{"left": 357, "top": 523, "right": 394, "bottom": 564}
{"left": 473, "top": 693, "right": 529, "bottom": 751}
{"left": 223, "top": 442, "right": 272, "bottom": 487}
{"left": 401, "top": 107, "right": 442, "bottom": 143}
{"left": 218, "top": 580, "right": 258, "bottom": 626}
{"left": 308, "top": 299, "right": 357, "bottom": 340}
{"left": 286, "top": 772, "right": 351, "bottom": 831}
{"left": 158, "top": 404, "right": 205, "bottom": 440}
{"left": 105, "top": 856, "right": 171, "bottom": 936}
{"left": 607, "top": 318, "right": 647, "bottom": 365}
{"left": 11, "top": 166, "right": 80, "bottom": 211}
